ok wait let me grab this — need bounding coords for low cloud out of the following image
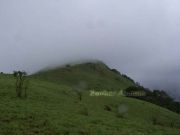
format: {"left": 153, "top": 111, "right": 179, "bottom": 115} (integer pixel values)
{"left": 0, "top": 0, "right": 180, "bottom": 100}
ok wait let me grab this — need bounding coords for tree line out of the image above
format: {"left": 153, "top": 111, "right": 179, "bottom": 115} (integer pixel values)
{"left": 124, "top": 85, "right": 180, "bottom": 114}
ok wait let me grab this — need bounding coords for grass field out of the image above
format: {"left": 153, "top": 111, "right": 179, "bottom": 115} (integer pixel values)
{"left": 32, "top": 62, "right": 135, "bottom": 91}
{"left": 0, "top": 73, "right": 180, "bottom": 135}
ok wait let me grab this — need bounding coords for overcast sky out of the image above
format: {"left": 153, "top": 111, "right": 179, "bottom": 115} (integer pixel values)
{"left": 0, "top": 0, "right": 180, "bottom": 100}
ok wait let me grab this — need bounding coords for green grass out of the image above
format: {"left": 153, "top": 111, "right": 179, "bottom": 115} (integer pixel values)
{"left": 32, "top": 62, "right": 135, "bottom": 91}
{"left": 0, "top": 74, "right": 180, "bottom": 135}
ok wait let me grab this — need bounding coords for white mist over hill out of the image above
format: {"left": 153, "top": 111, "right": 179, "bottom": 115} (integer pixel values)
{"left": 0, "top": 0, "right": 180, "bottom": 100}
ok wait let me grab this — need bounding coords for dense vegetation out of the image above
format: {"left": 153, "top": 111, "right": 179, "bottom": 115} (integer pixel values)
{"left": 124, "top": 86, "right": 180, "bottom": 114}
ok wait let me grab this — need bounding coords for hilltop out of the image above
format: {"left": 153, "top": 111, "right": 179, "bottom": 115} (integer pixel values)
{"left": 32, "top": 61, "right": 135, "bottom": 91}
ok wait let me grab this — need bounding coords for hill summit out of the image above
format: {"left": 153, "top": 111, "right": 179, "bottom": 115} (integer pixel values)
{"left": 32, "top": 61, "right": 135, "bottom": 91}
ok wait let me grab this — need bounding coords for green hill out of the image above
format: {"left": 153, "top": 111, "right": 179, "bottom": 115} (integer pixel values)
{"left": 32, "top": 61, "right": 135, "bottom": 91}
{"left": 0, "top": 62, "right": 180, "bottom": 135}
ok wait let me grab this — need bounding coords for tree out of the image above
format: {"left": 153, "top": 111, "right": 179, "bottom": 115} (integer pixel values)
{"left": 74, "top": 81, "right": 86, "bottom": 101}
{"left": 13, "top": 71, "right": 29, "bottom": 98}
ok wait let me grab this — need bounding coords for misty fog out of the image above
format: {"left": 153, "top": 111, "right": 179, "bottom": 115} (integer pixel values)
{"left": 0, "top": 0, "right": 180, "bottom": 100}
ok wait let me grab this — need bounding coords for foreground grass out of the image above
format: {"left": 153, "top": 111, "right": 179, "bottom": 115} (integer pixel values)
{"left": 0, "top": 74, "right": 180, "bottom": 135}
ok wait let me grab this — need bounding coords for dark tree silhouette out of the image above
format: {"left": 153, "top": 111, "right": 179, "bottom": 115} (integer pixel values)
{"left": 13, "top": 71, "right": 29, "bottom": 98}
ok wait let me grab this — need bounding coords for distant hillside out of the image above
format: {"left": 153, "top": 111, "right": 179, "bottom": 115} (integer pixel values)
{"left": 32, "top": 61, "right": 135, "bottom": 91}
{"left": 32, "top": 61, "right": 180, "bottom": 114}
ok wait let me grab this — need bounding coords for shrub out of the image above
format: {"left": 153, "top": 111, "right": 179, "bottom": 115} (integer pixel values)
{"left": 75, "top": 90, "right": 83, "bottom": 101}
{"left": 116, "top": 104, "right": 128, "bottom": 118}
{"left": 73, "top": 82, "right": 87, "bottom": 101}
{"left": 65, "top": 64, "right": 71, "bottom": 68}
{"left": 111, "top": 69, "right": 121, "bottom": 74}
{"left": 104, "top": 105, "right": 112, "bottom": 112}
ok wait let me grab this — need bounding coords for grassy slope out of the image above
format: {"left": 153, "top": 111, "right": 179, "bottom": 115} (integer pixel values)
{"left": 0, "top": 74, "right": 180, "bottom": 135}
{"left": 32, "top": 62, "right": 134, "bottom": 91}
